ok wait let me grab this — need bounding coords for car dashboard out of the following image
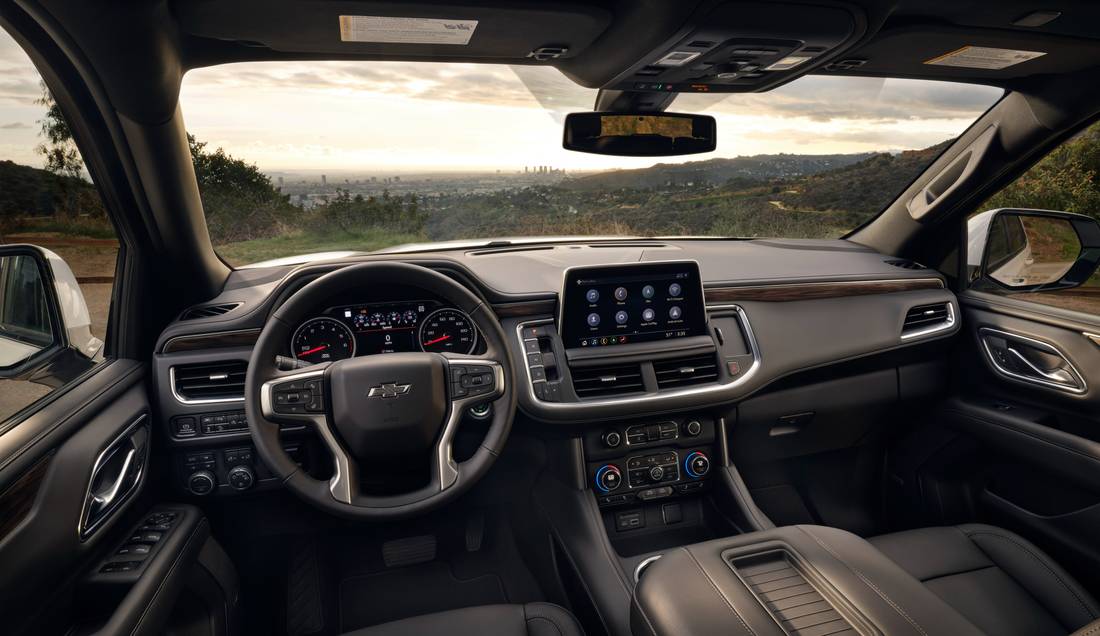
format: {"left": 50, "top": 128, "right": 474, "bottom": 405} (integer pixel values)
{"left": 150, "top": 238, "right": 960, "bottom": 499}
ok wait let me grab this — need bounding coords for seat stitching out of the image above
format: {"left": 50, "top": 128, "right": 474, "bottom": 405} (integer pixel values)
{"left": 526, "top": 616, "right": 563, "bottom": 636}
{"left": 1074, "top": 621, "right": 1100, "bottom": 636}
{"left": 798, "top": 526, "right": 928, "bottom": 636}
{"left": 683, "top": 547, "right": 757, "bottom": 636}
{"left": 963, "top": 529, "right": 1100, "bottom": 621}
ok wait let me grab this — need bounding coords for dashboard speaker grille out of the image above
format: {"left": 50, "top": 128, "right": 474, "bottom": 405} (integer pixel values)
{"left": 570, "top": 363, "right": 644, "bottom": 398}
{"left": 654, "top": 354, "right": 719, "bottom": 389}
{"left": 902, "top": 302, "right": 950, "bottom": 333}
{"left": 173, "top": 360, "right": 247, "bottom": 401}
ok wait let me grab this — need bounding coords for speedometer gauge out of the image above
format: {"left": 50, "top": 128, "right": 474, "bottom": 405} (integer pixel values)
{"left": 418, "top": 308, "right": 477, "bottom": 355}
{"left": 292, "top": 317, "right": 356, "bottom": 363}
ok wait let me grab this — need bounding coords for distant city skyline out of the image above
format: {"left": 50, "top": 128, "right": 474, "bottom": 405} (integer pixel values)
{"left": 2, "top": 30, "right": 1003, "bottom": 173}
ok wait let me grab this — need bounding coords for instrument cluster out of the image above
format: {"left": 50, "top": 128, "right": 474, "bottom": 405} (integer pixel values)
{"left": 291, "top": 300, "right": 478, "bottom": 364}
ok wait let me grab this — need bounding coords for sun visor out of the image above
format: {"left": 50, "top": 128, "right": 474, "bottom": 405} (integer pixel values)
{"left": 176, "top": 1, "right": 610, "bottom": 62}
{"left": 830, "top": 26, "right": 1098, "bottom": 84}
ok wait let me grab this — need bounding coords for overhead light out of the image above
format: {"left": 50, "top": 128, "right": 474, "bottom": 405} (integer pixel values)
{"left": 765, "top": 55, "right": 813, "bottom": 71}
{"left": 653, "top": 51, "right": 702, "bottom": 67}
{"left": 1012, "top": 11, "right": 1061, "bottom": 27}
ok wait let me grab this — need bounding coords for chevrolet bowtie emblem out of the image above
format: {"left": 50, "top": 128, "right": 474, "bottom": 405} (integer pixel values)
{"left": 367, "top": 382, "right": 412, "bottom": 399}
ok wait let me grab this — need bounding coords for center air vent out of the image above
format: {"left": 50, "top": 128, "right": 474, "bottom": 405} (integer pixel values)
{"left": 902, "top": 302, "right": 952, "bottom": 336}
{"left": 570, "top": 363, "right": 643, "bottom": 398}
{"left": 654, "top": 354, "right": 719, "bottom": 389}
{"left": 180, "top": 302, "right": 241, "bottom": 320}
{"left": 172, "top": 360, "right": 247, "bottom": 402}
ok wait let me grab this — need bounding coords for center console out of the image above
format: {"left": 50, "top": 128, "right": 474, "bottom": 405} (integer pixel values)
{"left": 631, "top": 525, "right": 985, "bottom": 636}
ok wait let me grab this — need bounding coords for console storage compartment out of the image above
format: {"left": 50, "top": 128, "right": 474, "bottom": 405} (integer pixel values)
{"left": 631, "top": 525, "right": 984, "bottom": 636}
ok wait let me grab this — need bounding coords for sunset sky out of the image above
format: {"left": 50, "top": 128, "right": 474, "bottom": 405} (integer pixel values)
{"left": 1, "top": 28, "right": 1004, "bottom": 173}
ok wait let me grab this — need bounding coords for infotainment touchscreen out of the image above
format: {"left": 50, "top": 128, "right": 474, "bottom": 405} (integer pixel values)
{"left": 560, "top": 261, "right": 707, "bottom": 349}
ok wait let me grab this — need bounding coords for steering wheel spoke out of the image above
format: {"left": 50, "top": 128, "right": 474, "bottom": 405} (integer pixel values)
{"left": 436, "top": 356, "right": 505, "bottom": 489}
{"left": 259, "top": 363, "right": 356, "bottom": 504}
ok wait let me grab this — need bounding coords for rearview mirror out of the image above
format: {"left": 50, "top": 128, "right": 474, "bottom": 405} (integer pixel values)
{"left": 563, "top": 112, "right": 717, "bottom": 157}
{"left": 967, "top": 209, "right": 1100, "bottom": 291}
{"left": 0, "top": 244, "right": 102, "bottom": 383}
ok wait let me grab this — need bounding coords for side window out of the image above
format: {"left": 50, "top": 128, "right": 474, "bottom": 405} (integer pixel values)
{"left": 970, "top": 121, "right": 1100, "bottom": 315}
{"left": 0, "top": 29, "right": 118, "bottom": 423}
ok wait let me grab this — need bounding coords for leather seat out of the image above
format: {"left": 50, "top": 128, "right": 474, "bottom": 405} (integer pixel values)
{"left": 340, "top": 603, "right": 583, "bottom": 636}
{"left": 870, "top": 524, "right": 1100, "bottom": 636}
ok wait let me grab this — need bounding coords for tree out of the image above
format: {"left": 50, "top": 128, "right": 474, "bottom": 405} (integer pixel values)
{"left": 35, "top": 81, "right": 99, "bottom": 218}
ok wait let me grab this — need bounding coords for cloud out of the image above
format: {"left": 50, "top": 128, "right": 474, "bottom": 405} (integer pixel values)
{"left": 1, "top": 121, "right": 31, "bottom": 129}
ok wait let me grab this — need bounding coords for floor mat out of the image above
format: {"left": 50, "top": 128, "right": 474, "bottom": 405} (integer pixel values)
{"left": 337, "top": 561, "right": 507, "bottom": 631}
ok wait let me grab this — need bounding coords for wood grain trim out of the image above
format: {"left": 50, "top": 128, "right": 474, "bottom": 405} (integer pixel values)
{"left": 0, "top": 452, "right": 52, "bottom": 541}
{"left": 705, "top": 278, "right": 944, "bottom": 303}
{"left": 161, "top": 329, "right": 261, "bottom": 353}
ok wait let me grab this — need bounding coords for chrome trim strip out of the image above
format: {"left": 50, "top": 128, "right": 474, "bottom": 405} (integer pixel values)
{"left": 978, "top": 327, "right": 1087, "bottom": 395}
{"left": 516, "top": 304, "right": 761, "bottom": 411}
{"left": 1084, "top": 332, "right": 1100, "bottom": 348}
{"left": 900, "top": 302, "right": 958, "bottom": 341}
{"left": 78, "top": 414, "right": 149, "bottom": 541}
{"left": 635, "top": 555, "right": 663, "bottom": 583}
{"left": 169, "top": 364, "right": 246, "bottom": 405}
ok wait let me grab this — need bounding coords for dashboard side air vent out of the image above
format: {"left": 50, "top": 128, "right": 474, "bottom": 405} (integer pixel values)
{"left": 172, "top": 360, "right": 247, "bottom": 402}
{"left": 884, "top": 258, "right": 926, "bottom": 270}
{"left": 180, "top": 302, "right": 241, "bottom": 320}
{"left": 902, "top": 302, "right": 952, "bottom": 336}
{"left": 570, "top": 363, "right": 644, "bottom": 398}
{"left": 654, "top": 354, "right": 719, "bottom": 389}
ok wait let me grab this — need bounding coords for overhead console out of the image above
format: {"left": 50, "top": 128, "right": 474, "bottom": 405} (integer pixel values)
{"left": 604, "top": 1, "right": 865, "bottom": 94}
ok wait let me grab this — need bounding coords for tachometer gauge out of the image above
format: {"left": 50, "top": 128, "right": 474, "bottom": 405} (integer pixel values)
{"left": 292, "top": 317, "right": 356, "bottom": 363}
{"left": 418, "top": 308, "right": 477, "bottom": 355}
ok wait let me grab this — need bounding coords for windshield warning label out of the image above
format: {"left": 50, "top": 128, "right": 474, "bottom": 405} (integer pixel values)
{"left": 339, "top": 16, "right": 478, "bottom": 45}
{"left": 924, "top": 46, "right": 1045, "bottom": 70}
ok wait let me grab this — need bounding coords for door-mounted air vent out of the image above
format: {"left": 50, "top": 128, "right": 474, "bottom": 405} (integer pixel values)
{"left": 172, "top": 360, "right": 247, "bottom": 402}
{"left": 570, "top": 363, "right": 644, "bottom": 398}
{"left": 654, "top": 354, "right": 719, "bottom": 389}
{"left": 901, "top": 302, "right": 953, "bottom": 338}
{"left": 180, "top": 302, "right": 241, "bottom": 320}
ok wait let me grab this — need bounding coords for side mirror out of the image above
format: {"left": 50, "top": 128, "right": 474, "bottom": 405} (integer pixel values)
{"left": 563, "top": 112, "right": 717, "bottom": 157}
{"left": 0, "top": 244, "right": 102, "bottom": 383}
{"left": 967, "top": 209, "right": 1100, "bottom": 292}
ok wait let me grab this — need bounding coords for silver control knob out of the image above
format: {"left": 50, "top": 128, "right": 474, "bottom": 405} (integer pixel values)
{"left": 227, "top": 465, "right": 255, "bottom": 491}
{"left": 603, "top": 431, "right": 622, "bottom": 448}
{"left": 187, "top": 470, "right": 216, "bottom": 496}
{"left": 685, "top": 420, "right": 702, "bottom": 436}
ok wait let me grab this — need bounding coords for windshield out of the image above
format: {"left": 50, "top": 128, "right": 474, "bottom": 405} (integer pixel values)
{"left": 178, "top": 63, "right": 1002, "bottom": 266}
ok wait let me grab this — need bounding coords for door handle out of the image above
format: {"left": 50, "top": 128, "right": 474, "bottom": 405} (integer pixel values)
{"left": 979, "top": 327, "right": 1086, "bottom": 394}
{"left": 80, "top": 415, "right": 149, "bottom": 539}
{"left": 88, "top": 446, "right": 137, "bottom": 518}
{"left": 1006, "top": 347, "right": 1078, "bottom": 386}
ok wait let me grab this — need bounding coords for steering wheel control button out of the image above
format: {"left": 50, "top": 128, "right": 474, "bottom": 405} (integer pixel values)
{"left": 595, "top": 465, "right": 623, "bottom": 492}
{"left": 685, "top": 451, "right": 710, "bottom": 478}
{"left": 602, "top": 430, "right": 622, "bottom": 448}
{"left": 273, "top": 378, "right": 325, "bottom": 414}
{"left": 685, "top": 420, "right": 702, "bottom": 436}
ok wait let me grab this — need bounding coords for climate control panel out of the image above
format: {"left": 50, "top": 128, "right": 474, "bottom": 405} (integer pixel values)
{"left": 586, "top": 415, "right": 716, "bottom": 507}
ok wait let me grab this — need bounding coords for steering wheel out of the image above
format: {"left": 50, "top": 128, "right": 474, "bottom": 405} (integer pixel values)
{"left": 245, "top": 262, "right": 517, "bottom": 520}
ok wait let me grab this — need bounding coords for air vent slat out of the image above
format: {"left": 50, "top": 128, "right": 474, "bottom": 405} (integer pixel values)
{"left": 180, "top": 302, "right": 241, "bottom": 320}
{"left": 570, "top": 363, "right": 644, "bottom": 398}
{"left": 902, "top": 303, "right": 951, "bottom": 335}
{"left": 173, "top": 360, "right": 247, "bottom": 401}
{"left": 654, "top": 354, "right": 719, "bottom": 389}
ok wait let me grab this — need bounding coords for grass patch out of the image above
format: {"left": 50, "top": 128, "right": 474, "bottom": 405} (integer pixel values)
{"left": 6, "top": 216, "right": 117, "bottom": 239}
{"left": 215, "top": 228, "right": 425, "bottom": 267}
